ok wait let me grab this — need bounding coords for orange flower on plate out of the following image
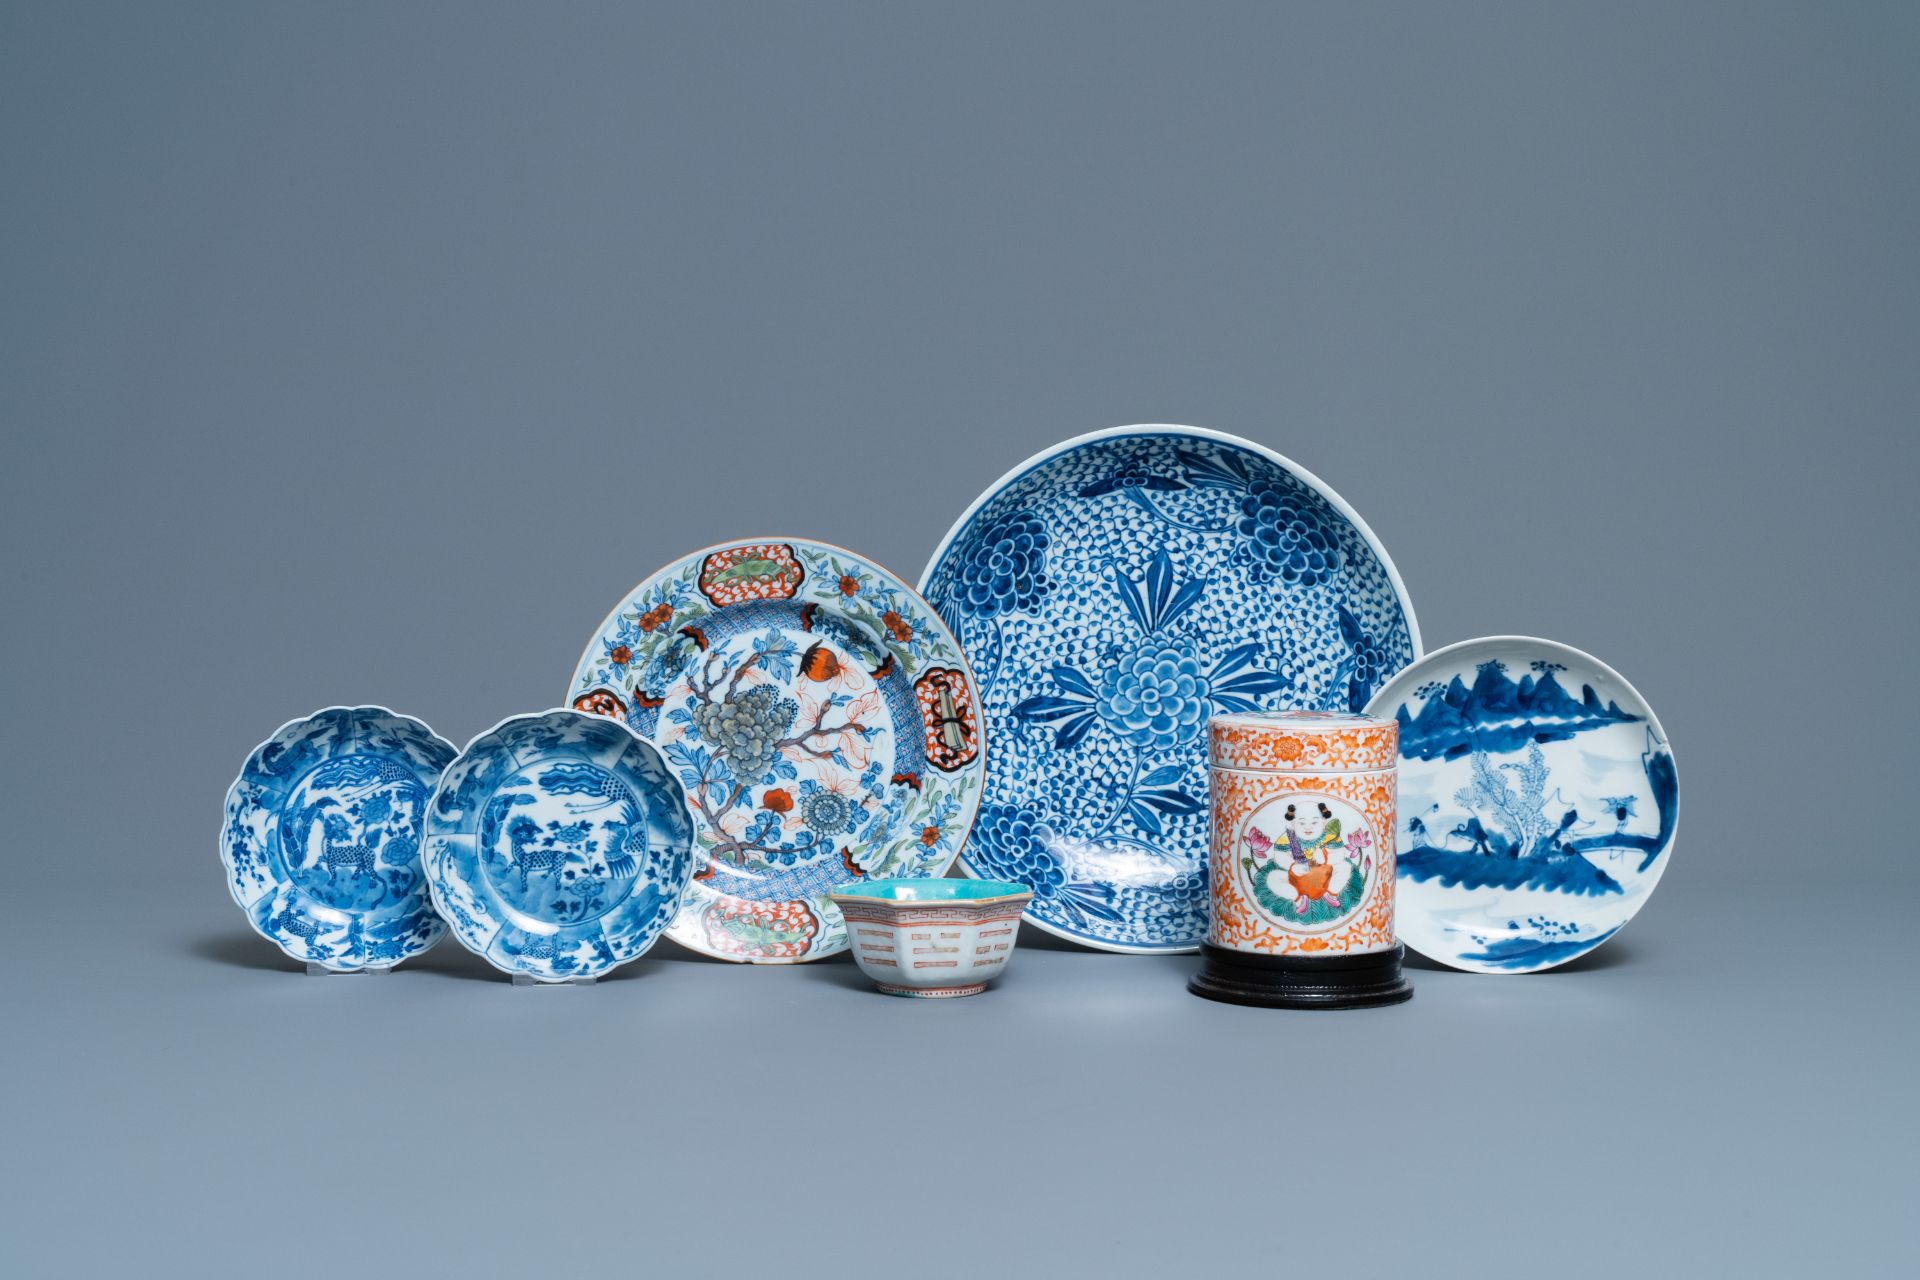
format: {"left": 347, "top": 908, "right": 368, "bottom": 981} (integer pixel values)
{"left": 883, "top": 610, "right": 912, "bottom": 643}
{"left": 638, "top": 603, "right": 673, "bottom": 632}
{"left": 762, "top": 788, "right": 793, "bottom": 813}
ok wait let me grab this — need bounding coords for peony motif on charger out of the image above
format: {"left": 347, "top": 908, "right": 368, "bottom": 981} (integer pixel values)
{"left": 1013, "top": 550, "right": 1290, "bottom": 759}
{"left": 941, "top": 509, "right": 1052, "bottom": 624}
{"left": 921, "top": 428, "right": 1418, "bottom": 952}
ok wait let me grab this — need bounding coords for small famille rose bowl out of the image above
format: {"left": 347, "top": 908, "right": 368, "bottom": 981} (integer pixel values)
{"left": 828, "top": 879, "right": 1032, "bottom": 998}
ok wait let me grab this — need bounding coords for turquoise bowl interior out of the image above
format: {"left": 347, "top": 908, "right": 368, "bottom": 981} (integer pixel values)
{"left": 831, "top": 877, "right": 1030, "bottom": 903}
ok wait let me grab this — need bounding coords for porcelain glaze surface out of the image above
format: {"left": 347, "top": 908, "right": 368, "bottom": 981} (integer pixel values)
{"left": 221, "top": 707, "right": 456, "bottom": 970}
{"left": 568, "top": 540, "right": 983, "bottom": 962}
{"left": 422, "top": 710, "right": 695, "bottom": 981}
{"left": 920, "top": 427, "right": 1419, "bottom": 953}
{"left": 830, "top": 878, "right": 1031, "bottom": 997}
{"left": 1364, "top": 637, "right": 1678, "bottom": 974}
{"left": 1206, "top": 712, "right": 1399, "bottom": 958}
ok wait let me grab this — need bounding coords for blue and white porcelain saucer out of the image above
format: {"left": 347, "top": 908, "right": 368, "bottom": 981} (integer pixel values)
{"left": 566, "top": 539, "right": 983, "bottom": 963}
{"left": 221, "top": 706, "right": 457, "bottom": 970}
{"left": 423, "top": 710, "right": 696, "bottom": 981}
{"left": 1364, "top": 636, "right": 1679, "bottom": 974}
{"left": 920, "top": 426, "right": 1420, "bottom": 952}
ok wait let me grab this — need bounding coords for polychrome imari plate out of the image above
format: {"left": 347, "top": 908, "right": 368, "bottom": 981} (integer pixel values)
{"left": 567, "top": 539, "right": 985, "bottom": 962}
{"left": 1365, "top": 636, "right": 1679, "bottom": 974}
{"left": 221, "top": 706, "right": 456, "bottom": 970}
{"left": 422, "top": 710, "right": 696, "bottom": 981}
{"left": 921, "top": 426, "right": 1420, "bottom": 953}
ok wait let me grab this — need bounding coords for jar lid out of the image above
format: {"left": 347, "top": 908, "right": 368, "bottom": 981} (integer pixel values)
{"left": 1208, "top": 710, "right": 1397, "bottom": 772}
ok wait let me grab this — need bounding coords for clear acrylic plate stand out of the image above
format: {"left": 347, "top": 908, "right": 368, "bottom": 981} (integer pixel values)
{"left": 300, "top": 963, "right": 597, "bottom": 984}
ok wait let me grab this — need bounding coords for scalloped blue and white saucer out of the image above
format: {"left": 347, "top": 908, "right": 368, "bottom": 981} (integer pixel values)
{"left": 566, "top": 539, "right": 984, "bottom": 963}
{"left": 919, "top": 426, "right": 1420, "bottom": 953}
{"left": 422, "top": 709, "right": 696, "bottom": 982}
{"left": 1364, "top": 636, "right": 1679, "bottom": 974}
{"left": 221, "top": 706, "right": 457, "bottom": 971}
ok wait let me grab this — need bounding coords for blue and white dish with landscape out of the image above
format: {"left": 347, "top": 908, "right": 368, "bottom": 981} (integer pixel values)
{"left": 221, "top": 706, "right": 457, "bottom": 970}
{"left": 920, "top": 426, "right": 1420, "bottom": 952}
{"left": 1365, "top": 636, "right": 1679, "bottom": 974}
{"left": 422, "top": 709, "right": 696, "bottom": 981}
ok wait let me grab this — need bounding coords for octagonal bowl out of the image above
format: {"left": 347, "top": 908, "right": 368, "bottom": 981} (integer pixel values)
{"left": 828, "top": 878, "right": 1032, "bottom": 997}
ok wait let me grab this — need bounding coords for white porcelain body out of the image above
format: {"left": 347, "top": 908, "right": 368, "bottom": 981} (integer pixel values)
{"left": 1205, "top": 711, "right": 1401, "bottom": 959}
{"left": 917, "top": 425, "right": 1421, "bottom": 954}
{"left": 566, "top": 537, "right": 985, "bottom": 963}
{"left": 832, "top": 892, "right": 1032, "bottom": 997}
{"left": 1363, "top": 636, "right": 1679, "bottom": 973}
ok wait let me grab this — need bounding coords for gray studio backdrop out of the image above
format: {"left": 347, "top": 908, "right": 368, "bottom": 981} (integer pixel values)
{"left": 3, "top": 3, "right": 1914, "bottom": 1276}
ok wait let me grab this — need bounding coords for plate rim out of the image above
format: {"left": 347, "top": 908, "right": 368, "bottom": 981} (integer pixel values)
{"left": 219, "top": 704, "right": 457, "bottom": 971}
{"left": 565, "top": 535, "right": 987, "bottom": 963}
{"left": 918, "top": 424, "right": 1424, "bottom": 953}
{"left": 918, "top": 424, "right": 1423, "bottom": 658}
{"left": 1362, "top": 633, "right": 1680, "bottom": 974}
{"left": 422, "top": 704, "right": 699, "bottom": 981}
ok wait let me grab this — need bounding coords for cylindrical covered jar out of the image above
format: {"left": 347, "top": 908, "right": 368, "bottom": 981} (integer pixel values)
{"left": 1189, "top": 710, "right": 1412, "bottom": 1009}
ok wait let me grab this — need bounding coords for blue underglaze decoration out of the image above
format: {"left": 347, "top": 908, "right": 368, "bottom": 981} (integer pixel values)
{"left": 221, "top": 707, "right": 456, "bottom": 970}
{"left": 922, "top": 429, "right": 1418, "bottom": 951}
{"left": 1456, "top": 924, "right": 1621, "bottom": 971}
{"left": 423, "top": 710, "right": 695, "bottom": 981}
{"left": 569, "top": 541, "right": 983, "bottom": 962}
{"left": 1376, "top": 639, "right": 1679, "bottom": 974}
{"left": 1396, "top": 660, "right": 1643, "bottom": 762}
{"left": 1394, "top": 663, "right": 1679, "bottom": 892}
{"left": 1399, "top": 842, "right": 1625, "bottom": 895}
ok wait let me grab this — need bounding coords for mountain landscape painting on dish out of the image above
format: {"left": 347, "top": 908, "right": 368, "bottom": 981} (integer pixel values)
{"left": 1394, "top": 659, "right": 1678, "bottom": 898}
{"left": 1396, "top": 659, "right": 1644, "bottom": 762}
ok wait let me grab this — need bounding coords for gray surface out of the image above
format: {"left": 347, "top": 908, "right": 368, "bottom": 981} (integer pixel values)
{"left": 2, "top": 2, "right": 1915, "bottom": 1275}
